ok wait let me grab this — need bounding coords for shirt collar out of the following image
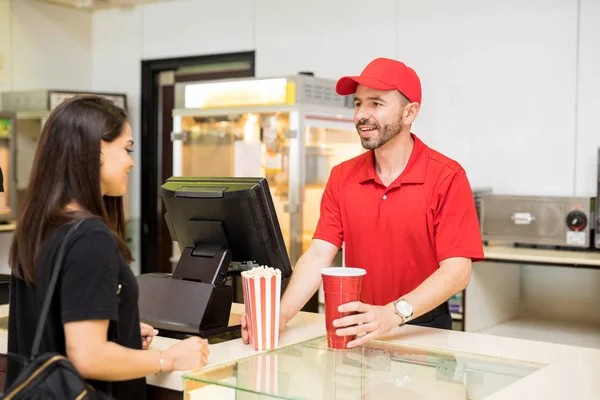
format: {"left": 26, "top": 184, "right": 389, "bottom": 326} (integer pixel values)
{"left": 358, "top": 133, "right": 428, "bottom": 185}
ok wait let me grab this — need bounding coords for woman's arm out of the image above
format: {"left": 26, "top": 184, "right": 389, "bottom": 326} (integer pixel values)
{"left": 64, "top": 320, "right": 209, "bottom": 381}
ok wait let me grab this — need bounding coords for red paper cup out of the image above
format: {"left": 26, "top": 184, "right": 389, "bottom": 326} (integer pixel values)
{"left": 242, "top": 267, "right": 282, "bottom": 351}
{"left": 321, "top": 267, "right": 366, "bottom": 350}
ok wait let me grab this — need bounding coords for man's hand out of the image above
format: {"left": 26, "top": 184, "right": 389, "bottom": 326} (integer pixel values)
{"left": 333, "top": 302, "right": 402, "bottom": 349}
{"left": 241, "top": 312, "right": 251, "bottom": 345}
{"left": 241, "top": 312, "right": 287, "bottom": 345}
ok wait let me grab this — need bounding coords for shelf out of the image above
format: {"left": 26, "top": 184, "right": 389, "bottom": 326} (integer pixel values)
{"left": 483, "top": 244, "right": 600, "bottom": 268}
{"left": 479, "top": 317, "right": 600, "bottom": 349}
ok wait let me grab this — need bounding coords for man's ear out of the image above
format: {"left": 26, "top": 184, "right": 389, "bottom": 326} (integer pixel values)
{"left": 403, "top": 102, "right": 420, "bottom": 125}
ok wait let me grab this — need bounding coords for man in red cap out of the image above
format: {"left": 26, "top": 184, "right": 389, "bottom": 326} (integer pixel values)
{"left": 242, "top": 58, "right": 484, "bottom": 348}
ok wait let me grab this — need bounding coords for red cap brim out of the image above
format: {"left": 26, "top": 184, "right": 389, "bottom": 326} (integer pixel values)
{"left": 335, "top": 76, "right": 396, "bottom": 95}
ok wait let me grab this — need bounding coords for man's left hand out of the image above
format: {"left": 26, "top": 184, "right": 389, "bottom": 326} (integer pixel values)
{"left": 333, "top": 302, "right": 402, "bottom": 349}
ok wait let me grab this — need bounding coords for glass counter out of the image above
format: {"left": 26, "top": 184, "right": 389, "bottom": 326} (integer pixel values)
{"left": 183, "top": 336, "right": 544, "bottom": 400}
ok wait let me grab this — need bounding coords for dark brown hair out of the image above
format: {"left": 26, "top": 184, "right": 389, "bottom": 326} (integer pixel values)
{"left": 9, "top": 95, "right": 133, "bottom": 284}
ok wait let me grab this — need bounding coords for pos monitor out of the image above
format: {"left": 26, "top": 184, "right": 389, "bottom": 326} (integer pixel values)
{"left": 137, "top": 177, "right": 292, "bottom": 337}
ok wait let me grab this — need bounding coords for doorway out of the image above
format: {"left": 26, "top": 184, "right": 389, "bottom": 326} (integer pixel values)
{"left": 140, "top": 52, "right": 255, "bottom": 275}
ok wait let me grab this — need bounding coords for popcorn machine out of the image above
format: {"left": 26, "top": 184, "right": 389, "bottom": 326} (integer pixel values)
{"left": 171, "top": 75, "right": 364, "bottom": 265}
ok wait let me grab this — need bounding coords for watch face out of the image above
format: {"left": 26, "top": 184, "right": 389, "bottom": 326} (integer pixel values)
{"left": 396, "top": 300, "right": 413, "bottom": 317}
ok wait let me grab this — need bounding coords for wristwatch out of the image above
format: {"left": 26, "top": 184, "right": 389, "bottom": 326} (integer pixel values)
{"left": 393, "top": 298, "right": 414, "bottom": 324}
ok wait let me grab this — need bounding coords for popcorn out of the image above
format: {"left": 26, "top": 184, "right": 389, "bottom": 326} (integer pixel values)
{"left": 241, "top": 265, "right": 282, "bottom": 279}
{"left": 242, "top": 265, "right": 282, "bottom": 351}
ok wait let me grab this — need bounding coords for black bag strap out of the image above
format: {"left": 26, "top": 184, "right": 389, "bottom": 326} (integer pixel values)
{"left": 31, "top": 219, "right": 84, "bottom": 358}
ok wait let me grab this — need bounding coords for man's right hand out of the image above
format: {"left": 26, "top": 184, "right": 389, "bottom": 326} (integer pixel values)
{"left": 240, "top": 239, "right": 339, "bottom": 346}
{"left": 241, "top": 312, "right": 287, "bottom": 345}
{"left": 241, "top": 312, "right": 251, "bottom": 345}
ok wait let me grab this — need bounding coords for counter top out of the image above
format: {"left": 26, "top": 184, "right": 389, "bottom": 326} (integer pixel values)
{"left": 0, "top": 303, "right": 325, "bottom": 393}
{"left": 378, "top": 325, "right": 600, "bottom": 399}
{"left": 175, "top": 303, "right": 600, "bottom": 399}
{"left": 3, "top": 303, "right": 600, "bottom": 399}
{"left": 181, "top": 307, "right": 600, "bottom": 400}
{"left": 483, "top": 243, "right": 600, "bottom": 267}
{"left": 146, "top": 303, "right": 325, "bottom": 391}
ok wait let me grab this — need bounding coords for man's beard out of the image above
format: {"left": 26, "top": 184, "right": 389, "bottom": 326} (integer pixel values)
{"left": 356, "top": 116, "right": 403, "bottom": 150}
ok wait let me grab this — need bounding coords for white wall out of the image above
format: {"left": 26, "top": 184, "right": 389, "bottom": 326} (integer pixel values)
{"left": 574, "top": 0, "right": 600, "bottom": 197}
{"left": 140, "top": 0, "right": 254, "bottom": 60}
{"left": 395, "top": 0, "right": 578, "bottom": 196}
{"left": 90, "top": 0, "right": 600, "bottom": 202}
{"left": 0, "top": 0, "right": 12, "bottom": 94}
{"left": 91, "top": 6, "right": 142, "bottom": 217}
{"left": 0, "top": 0, "right": 92, "bottom": 93}
{"left": 91, "top": 7, "right": 143, "bottom": 274}
{"left": 255, "top": 0, "right": 398, "bottom": 78}
{"left": 89, "top": 0, "right": 600, "bottom": 324}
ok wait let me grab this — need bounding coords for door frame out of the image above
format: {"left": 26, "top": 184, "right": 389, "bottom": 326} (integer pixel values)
{"left": 140, "top": 51, "right": 255, "bottom": 274}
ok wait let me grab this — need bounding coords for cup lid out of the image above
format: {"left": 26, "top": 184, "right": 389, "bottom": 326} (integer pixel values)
{"left": 320, "top": 267, "right": 366, "bottom": 277}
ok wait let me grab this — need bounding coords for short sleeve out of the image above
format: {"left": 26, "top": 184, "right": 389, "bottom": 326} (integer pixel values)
{"left": 434, "top": 169, "right": 485, "bottom": 263}
{"left": 313, "top": 165, "right": 343, "bottom": 248}
{"left": 60, "top": 230, "right": 120, "bottom": 324}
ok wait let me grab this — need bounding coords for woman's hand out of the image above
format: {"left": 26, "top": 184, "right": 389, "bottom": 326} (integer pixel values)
{"left": 164, "top": 337, "right": 210, "bottom": 371}
{"left": 140, "top": 322, "right": 158, "bottom": 350}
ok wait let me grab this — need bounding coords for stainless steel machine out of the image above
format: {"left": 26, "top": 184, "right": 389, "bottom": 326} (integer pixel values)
{"left": 480, "top": 194, "right": 593, "bottom": 249}
{"left": 170, "top": 75, "right": 363, "bottom": 266}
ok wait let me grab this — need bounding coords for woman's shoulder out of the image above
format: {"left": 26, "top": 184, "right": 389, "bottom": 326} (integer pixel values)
{"left": 61, "top": 218, "right": 123, "bottom": 267}
{"left": 70, "top": 217, "right": 117, "bottom": 244}
{"left": 36, "top": 218, "right": 121, "bottom": 278}
{"left": 76, "top": 217, "right": 112, "bottom": 232}
{"left": 45, "top": 217, "right": 116, "bottom": 251}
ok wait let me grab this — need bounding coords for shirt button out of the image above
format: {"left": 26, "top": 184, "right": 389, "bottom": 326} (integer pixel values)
{"left": 382, "top": 195, "right": 387, "bottom": 200}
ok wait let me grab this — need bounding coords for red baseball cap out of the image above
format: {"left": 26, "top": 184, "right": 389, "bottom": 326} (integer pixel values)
{"left": 336, "top": 58, "right": 422, "bottom": 104}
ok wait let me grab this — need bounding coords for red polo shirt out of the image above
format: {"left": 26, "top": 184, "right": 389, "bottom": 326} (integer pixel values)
{"left": 314, "top": 133, "right": 484, "bottom": 306}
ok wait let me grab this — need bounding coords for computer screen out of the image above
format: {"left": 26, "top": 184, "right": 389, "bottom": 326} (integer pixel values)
{"left": 161, "top": 176, "right": 293, "bottom": 281}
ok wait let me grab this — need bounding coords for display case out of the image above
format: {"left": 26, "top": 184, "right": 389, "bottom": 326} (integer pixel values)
{"left": 0, "top": 90, "right": 128, "bottom": 217}
{"left": 183, "top": 336, "right": 543, "bottom": 399}
{"left": 0, "top": 112, "right": 16, "bottom": 222}
{"left": 171, "top": 75, "right": 364, "bottom": 266}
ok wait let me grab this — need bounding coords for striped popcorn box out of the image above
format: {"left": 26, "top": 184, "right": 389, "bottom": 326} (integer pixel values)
{"left": 241, "top": 266, "right": 282, "bottom": 351}
{"left": 250, "top": 353, "right": 280, "bottom": 394}
{"left": 235, "top": 353, "right": 280, "bottom": 400}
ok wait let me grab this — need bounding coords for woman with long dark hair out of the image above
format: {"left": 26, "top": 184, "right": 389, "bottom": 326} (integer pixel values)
{"left": 6, "top": 96, "right": 209, "bottom": 399}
